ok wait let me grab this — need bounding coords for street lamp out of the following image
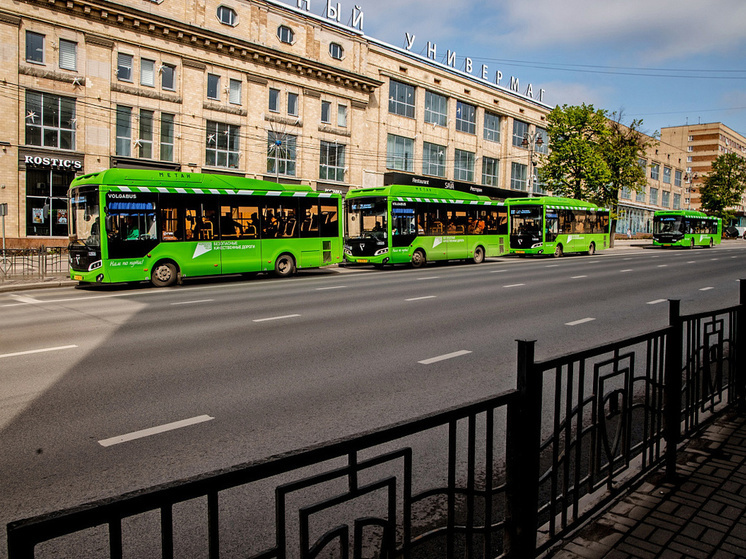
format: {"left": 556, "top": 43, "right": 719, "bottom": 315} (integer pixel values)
{"left": 684, "top": 172, "right": 698, "bottom": 209}
{"left": 521, "top": 132, "right": 544, "bottom": 195}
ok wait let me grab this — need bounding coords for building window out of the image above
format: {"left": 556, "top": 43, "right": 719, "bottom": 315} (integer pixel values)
{"left": 26, "top": 31, "right": 44, "bottom": 64}
{"left": 141, "top": 59, "right": 155, "bottom": 87}
{"left": 650, "top": 163, "right": 660, "bottom": 180}
{"left": 454, "top": 149, "right": 475, "bottom": 181}
{"left": 26, "top": 168, "right": 74, "bottom": 237}
{"left": 511, "top": 162, "right": 527, "bottom": 191}
{"left": 138, "top": 109, "right": 154, "bottom": 159}
{"left": 329, "top": 43, "right": 343, "bottom": 60}
{"left": 388, "top": 80, "right": 415, "bottom": 118}
{"left": 59, "top": 39, "right": 77, "bottom": 71}
{"left": 687, "top": 146, "right": 693, "bottom": 152}
{"left": 484, "top": 112, "right": 501, "bottom": 143}
{"left": 456, "top": 101, "right": 476, "bottom": 134}
{"left": 117, "top": 53, "right": 133, "bottom": 82}
{"left": 207, "top": 74, "right": 220, "bottom": 100}
{"left": 337, "top": 104, "right": 347, "bottom": 127}
{"left": 277, "top": 25, "right": 294, "bottom": 44}
{"left": 206, "top": 121, "right": 240, "bottom": 168}
{"left": 650, "top": 187, "right": 658, "bottom": 205}
{"left": 513, "top": 120, "right": 528, "bottom": 147}
{"left": 269, "top": 88, "right": 280, "bottom": 112}
{"left": 229, "top": 79, "right": 242, "bottom": 105}
{"left": 422, "top": 141, "right": 446, "bottom": 177}
{"left": 674, "top": 169, "right": 682, "bottom": 187}
{"left": 217, "top": 5, "right": 237, "bottom": 25}
{"left": 321, "top": 101, "right": 331, "bottom": 124}
{"left": 424, "top": 91, "right": 447, "bottom": 127}
{"left": 116, "top": 105, "right": 132, "bottom": 156}
{"left": 688, "top": 135, "right": 693, "bottom": 141}
{"left": 25, "top": 91, "right": 76, "bottom": 150}
{"left": 386, "top": 134, "right": 414, "bottom": 172}
{"left": 267, "top": 131, "right": 297, "bottom": 176}
{"left": 161, "top": 64, "right": 176, "bottom": 90}
{"left": 661, "top": 190, "right": 670, "bottom": 208}
{"left": 620, "top": 186, "right": 631, "bottom": 199}
{"left": 482, "top": 157, "right": 499, "bottom": 186}
{"left": 673, "top": 193, "right": 681, "bottom": 209}
{"left": 663, "top": 166, "right": 671, "bottom": 184}
{"left": 319, "top": 141, "right": 345, "bottom": 182}
{"left": 636, "top": 190, "right": 646, "bottom": 203}
{"left": 287, "top": 92, "right": 298, "bottom": 116}
{"left": 638, "top": 158, "right": 647, "bottom": 170}
{"left": 160, "top": 113, "right": 175, "bottom": 162}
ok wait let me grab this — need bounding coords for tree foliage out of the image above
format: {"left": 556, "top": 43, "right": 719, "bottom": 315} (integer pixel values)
{"left": 602, "top": 111, "right": 654, "bottom": 209}
{"left": 700, "top": 153, "right": 746, "bottom": 221}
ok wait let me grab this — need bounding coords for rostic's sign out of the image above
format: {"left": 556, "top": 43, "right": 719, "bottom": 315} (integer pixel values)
{"left": 24, "top": 155, "right": 83, "bottom": 170}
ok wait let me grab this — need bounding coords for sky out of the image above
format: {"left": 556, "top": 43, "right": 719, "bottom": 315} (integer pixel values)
{"left": 273, "top": 0, "right": 746, "bottom": 138}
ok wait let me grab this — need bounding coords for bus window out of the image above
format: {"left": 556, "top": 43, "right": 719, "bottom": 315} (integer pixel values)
{"left": 320, "top": 200, "right": 339, "bottom": 238}
{"left": 161, "top": 206, "right": 180, "bottom": 241}
{"left": 545, "top": 210, "right": 558, "bottom": 242}
{"left": 263, "top": 199, "right": 299, "bottom": 238}
{"left": 299, "top": 198, "right": 319, "bottom": 238}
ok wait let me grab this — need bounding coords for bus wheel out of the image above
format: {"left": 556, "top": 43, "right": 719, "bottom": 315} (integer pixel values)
{"left": 553, "top": 244, "right": 563, "bottom": 258}
{"left": 274, "top": 253, "right": 296, "bottom": 277}
{"left": 472, "top": 246, "right": 485, "bottom": 264}
{"left": 411, "top": 249, "right": 427, "bottom": 268}
{"left": 588, "top": 242, "right": 596, "bottom": 255}
{"left": 151, "top": 261, "right": 178, "bottom": 287}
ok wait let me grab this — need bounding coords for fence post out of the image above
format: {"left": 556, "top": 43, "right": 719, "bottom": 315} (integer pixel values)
{"left": 505, "top": 339, "right": 541, "bottom": 558}
{"left": 736, "top": 279, "right": 746, "bottom": 409}
{"left": 665, "top": 299, "right": 682, "bottom": 481}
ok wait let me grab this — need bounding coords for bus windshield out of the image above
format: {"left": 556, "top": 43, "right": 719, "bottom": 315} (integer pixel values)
{"left": 654, "top": 216, "right": 685, "bottom": 234}
{"left": 510, "top": 206, "right": 542, "bottom": 235}
{"left": 346, "top": 197, "right": 387, "bottom": 240}
{"left": 69, "top": 187, "right": 101, "bottom": 247}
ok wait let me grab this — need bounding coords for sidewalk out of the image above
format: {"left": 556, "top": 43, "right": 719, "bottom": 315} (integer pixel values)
{"left": 549, "top": 411, "right": 746, "bottom": 558}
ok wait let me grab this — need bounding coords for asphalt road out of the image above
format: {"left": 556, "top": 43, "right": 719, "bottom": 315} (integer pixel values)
{"left": 1, "top": 242, "right": 745, "bottom": 556}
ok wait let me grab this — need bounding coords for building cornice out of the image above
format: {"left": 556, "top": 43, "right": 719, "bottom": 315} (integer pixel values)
{"left": 17, "top": 0, "right": 383, "bottom": 94}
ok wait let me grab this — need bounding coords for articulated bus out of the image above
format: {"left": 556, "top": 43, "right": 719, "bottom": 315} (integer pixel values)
{"left": 507, "top": 196, "right": 610, "bottom": 257}
{"left": 68, "top": 169, "right": 343, "bottom": 287}
{"left": 652, "top": 210, "right": 722, "bottom": 248}
{"left": 344, "top": 185, "right": 508, "bottom": 268}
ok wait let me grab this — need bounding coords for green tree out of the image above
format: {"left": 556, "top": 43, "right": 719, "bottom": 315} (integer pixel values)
{"left": 539, "top": 103, "right": 611, "bottom": 201}
{"left": 700, "top": 153, "right": 746, "bottom": 221}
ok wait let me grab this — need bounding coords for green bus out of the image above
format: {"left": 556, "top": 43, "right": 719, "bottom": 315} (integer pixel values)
{"left": 507, "top": 196, "right": 610, "bottom": 257}
{"left": 652, "top": 210, "right": 722, "bottom": 248}
{"left": 344, "top": 185, "right": 508, "bottom": 268}
{"left": 68, "top": 169, "right": 343, "bottom": 287}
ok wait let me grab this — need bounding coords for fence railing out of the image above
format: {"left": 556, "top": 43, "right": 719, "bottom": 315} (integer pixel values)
{"left": 0, "top": 248, "right": 69, "bottom": 281}
{"left": 7, "top": 281, "right": 745, "bottom": 559}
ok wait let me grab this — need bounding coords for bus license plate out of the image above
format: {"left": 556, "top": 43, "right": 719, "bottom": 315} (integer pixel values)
{"left": 357, "top": 259, "right": 368, "bottom": 263}
{"left": 73, "top": 275, "right": 83, "bottom": 280}
{"left": 515, "top": 250, "right": 525, "bottom": 254}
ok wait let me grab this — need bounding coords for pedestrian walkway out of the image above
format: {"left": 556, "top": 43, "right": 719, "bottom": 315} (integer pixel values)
{"left": 549, "top": 411, "right": 746, "bottom": 558}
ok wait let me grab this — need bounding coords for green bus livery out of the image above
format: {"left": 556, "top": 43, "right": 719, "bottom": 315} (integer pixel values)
{"left": 344, "top": 185, "right": 508, "bottom": 268}
{"left": 68, "top": 169, "right": 343, "bottom": 287}
{"left": 508, "top": 196, "right": 610, "bottom": 257}
{"left": 652, "top": 210, "right": 722, "bottom": 248}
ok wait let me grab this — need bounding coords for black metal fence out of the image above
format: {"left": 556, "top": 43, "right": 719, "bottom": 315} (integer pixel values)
{"left": 7, "top": 282, "right": 745, "bottom": 559}
{"left": 0, "top": 247, "right": 69, "bottom": 281}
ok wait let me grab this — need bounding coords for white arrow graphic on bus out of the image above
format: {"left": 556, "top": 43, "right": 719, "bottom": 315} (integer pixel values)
{"left": 193, "top": 243, "right": 213, "bottom": 259}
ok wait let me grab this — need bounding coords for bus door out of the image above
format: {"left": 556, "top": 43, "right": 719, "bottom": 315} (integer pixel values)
{"left": 104, "top": 191, "right": 159, "bottom": 281}
{"left": 445, "top": 207, "right": 469, "bottom": 259}
{"left": 391, "top": 201, "right": 417, "bottom": 254}
{"left": 217, "top": 201, "right": 262, "bottom": 274}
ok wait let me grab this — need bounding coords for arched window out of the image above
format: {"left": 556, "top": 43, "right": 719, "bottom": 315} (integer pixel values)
{"left": 277, "top": 25, "right": 294, "bottom": 44}
{"left": 329, "top": 43, "right": 343, "bottom": 60}
{"left": 217, "top": 6, "right": 237, "bottom": 26}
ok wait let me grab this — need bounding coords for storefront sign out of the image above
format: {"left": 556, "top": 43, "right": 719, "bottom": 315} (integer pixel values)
{"left": 24, "top": 155, "right": 83, "bottom": 170}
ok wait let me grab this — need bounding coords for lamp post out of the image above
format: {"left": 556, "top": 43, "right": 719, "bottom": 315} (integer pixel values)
{"left": 684, "top": 172, "right": 697, "bottom": 210}
{"left": 521, "top": 131, "right": 544, "bottom": 195}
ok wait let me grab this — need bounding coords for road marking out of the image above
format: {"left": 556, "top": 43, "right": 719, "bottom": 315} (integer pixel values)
{"left": 710, "top": 258, "right": 719, "bottom": 261}
{"left": 406, "top": 295, "right": 436, "bottom": 301}
{"left": 490, "top": 269, "right": 508, "bottom": 273}
{"left": 98, "top": 415, "right": 214, "bottom": 447}
{"left": 647, "top": 299, "right": 667, "bottom": 305}
{"left": 417, "top": 276, "right": 440, "bottom": 280}
{"left": 545, "top": 264, "right": 560, "bottom": 268}
{"left": 657, "top": 265, "right": 668, "bottom": 268}
{"left": 700, "top": 287, "right": 714, "bottom": 291}
{"left": 315, "top": 285, "right": 347, "bottom": 291}
{"left": 566, "top": 317, "right": 596, "bottom": 326}
{"left": 419, "top": 350, "right": 472, "bottom": 365}
{"left": 0, "top": 344, "right": 78, "bottom": 360}
{"left": 171, "top": 299, "right": 214, "bottom": 305}
{"left": 620, "top": 269, "right": 633, "bottom": 273}
{"left": 571, "top": 275, "right": 587, "bottom": 279}
{"left": 503, "top": 283, "right": 525, "bottom": 288}
{"left": 8, "top": 294, "right": 41, "bottom": 304}
{"left": 253, "top": 314, "right": 301, "bottom": 322}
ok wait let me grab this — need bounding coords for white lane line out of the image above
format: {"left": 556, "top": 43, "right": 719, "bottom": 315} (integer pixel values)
{"left": 566, "top": 317, "right": 596, "bottom": 326}
{"left": 406, "top": 295, "right": 437, "bottom": 301}
{"left": 490, "top": 269, "right": 508, "bottom": 273}
{"left": 647, "top": 299, "right": 667, "bottom": 305}
{"left": 417, "top": 276, "right": 440, "bottom": 281}
{"left": 571, "top": 275, "right": 587, "bottom": 279}
{"left": 687, "top": 261, "right": 696, "bottom": 264}
{"left": 657, "top": 265, "right": 668, "bottom": 268}
{"left": 252, "top": 314, "right": 301, "bottom": 322}
{"left": 711, "top": 258, "right": 719, "bottom": 261}
{"left": 545, "top": 264, "right": 560, "bottom": 268}
{"left": 98, "top": 415, "right": 214, "bottom": 447}
{"left": 504, "top": 283, "right": 525, "bottom": 288}
{"left": 700, "top": 287, "right": 714, "bottom": 291}
{"left": 620, "top": 269, "right": 633, "bottom": 273}
{"left": 0, "top": 344, "right": 78, "bottom": 359}
{"left": 8, "top": 294, "right": 41, "bottom": 304}
{"left": 315, "top": 286, "right": 347, "bottom": 291}
{"left": 171, "top": 299, "right": 214, "bottom": 305}
{"left": 419, "top": 350, "right": 472, "bottom": 365}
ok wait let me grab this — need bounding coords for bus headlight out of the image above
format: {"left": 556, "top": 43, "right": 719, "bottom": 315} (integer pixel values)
{"left": 374, "top": 248, "right": 389, "bottom": 256}
{"left": 531, "top": 243, "right": 543, "bottom": 249}
{"left": 88, "top": 260, "right": 102, "bottom": 271}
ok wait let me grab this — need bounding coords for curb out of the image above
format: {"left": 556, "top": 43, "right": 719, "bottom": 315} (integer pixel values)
{"left": 0, "top": 279, "right": 78, "bottom": 293}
